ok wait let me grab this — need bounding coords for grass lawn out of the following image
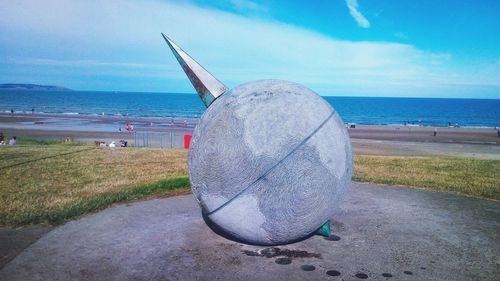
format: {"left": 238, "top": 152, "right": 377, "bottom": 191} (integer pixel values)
{"left": 0, "top": 143, "right": 189, "bottom": 226}
{"left": 0, "top": 143, "right": 498, "bottom": 227}
{"left": 354, "top": 155, "right": 499, "bottom": 200}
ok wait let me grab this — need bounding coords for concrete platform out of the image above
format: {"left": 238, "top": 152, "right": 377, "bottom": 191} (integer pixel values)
{"left": 1, "top": 183, "right": 499, "bottom": 281}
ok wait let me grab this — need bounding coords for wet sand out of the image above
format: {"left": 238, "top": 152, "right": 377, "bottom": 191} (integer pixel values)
{"left": 352, "top": 139, "right": 500, "bottom": 160}
{"left": 0, "top": 113, "right": 198, "bottom": 132}
{"left": 1, "top": 113, "right": 499, "bottom": 159}
{"left": 348, "top": 125, "right": 500, "bottom": 159}
{"left": 0, "top": 113, "right": 196, "bottom": 147}
{"left": 348, "top": 124, "right": 499, "bottom": 145}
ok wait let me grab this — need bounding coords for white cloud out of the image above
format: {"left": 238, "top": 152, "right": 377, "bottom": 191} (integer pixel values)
{"left": 0, "top": 0, "right": 497, "bottom": 98}
{"left": 345, "top": 0, "right": 370, "bottom": 28}
{"left": 228, "top": 0, "right": 267, "bottom": 13}
{"left": 394, "top": 32, "right": 409, "bottom": 40}
{"left": 0, "top": 58, "right": 168, "bottom": 69}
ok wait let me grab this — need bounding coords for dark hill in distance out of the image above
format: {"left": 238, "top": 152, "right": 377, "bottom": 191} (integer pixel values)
{"left": 0, "top": 83, "right": 72, "bottom": 91}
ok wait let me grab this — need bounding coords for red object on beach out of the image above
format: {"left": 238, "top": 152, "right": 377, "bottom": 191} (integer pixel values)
{"left": 184, "top": 134, "right": 192, "bottom": 149}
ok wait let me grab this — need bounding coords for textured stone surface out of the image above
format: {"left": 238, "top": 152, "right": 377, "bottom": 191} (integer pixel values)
{"left": 189, "top": 79, "right": 352, "bottom": 245}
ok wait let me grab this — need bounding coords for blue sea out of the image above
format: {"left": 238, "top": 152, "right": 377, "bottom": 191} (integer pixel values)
{"left": 1, "top": 90, "right": 499, "bottom": 128}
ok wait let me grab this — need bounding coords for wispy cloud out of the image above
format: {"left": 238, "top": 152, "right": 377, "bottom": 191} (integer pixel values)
{"left": 0, "top": 0, "right": 497, "bottom": 98}
{"left": 228, "top": 0, "right": 267, "bottom": 13}
{"left": 394, "top": 32, "right": 409, "bottom": 40}
{"left": 0, "top": 58, "right": 171, "bottom": 70}
{"left": 345, "top": 0, "right": 370, "bottom": 28}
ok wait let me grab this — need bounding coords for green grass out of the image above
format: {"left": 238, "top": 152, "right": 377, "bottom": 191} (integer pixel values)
{"left": 8, "top": 177, "right": 190, "bottom": 226}
{"left": 16, "top": 138, "right": 68, "bottom": 146}
{"left": 354, "top": 155, "right": 500, "bottom": 200}
{"left": 1, "top": 143, "right": 498, "bottom": 227}
{"left": 0, "top": 144, "right": 189, "bottom": 226}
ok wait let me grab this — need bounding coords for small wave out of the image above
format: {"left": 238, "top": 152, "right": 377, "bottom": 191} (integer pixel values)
{"left": 460, "top": 125, "right": 498, "bottom": 129}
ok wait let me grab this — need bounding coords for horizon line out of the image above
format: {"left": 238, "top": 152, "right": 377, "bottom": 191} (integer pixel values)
{"left": 1, "top": 88, "right": 498, "bottom": 100}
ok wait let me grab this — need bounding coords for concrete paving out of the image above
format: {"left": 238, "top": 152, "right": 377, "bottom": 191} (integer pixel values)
{"left": 0, "top": 226, "right": 53, "bottom": 269}
{"left": 1, "top": 183, "right": 498, "bottom": 281}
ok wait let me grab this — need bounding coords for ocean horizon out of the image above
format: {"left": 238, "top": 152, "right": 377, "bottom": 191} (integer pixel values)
{"left": 1, "top": 90, "right": 499, "bottom": 128}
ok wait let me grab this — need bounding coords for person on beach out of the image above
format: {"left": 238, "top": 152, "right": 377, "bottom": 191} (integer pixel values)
{"left": 10, "top": 109, "right": 14, "bottom": 116}
{"left": 434, "top": 128, "right": 437, "bottom": 136}
{"left": 497, "top": 129, "right": 500, "bottom": 137}
{"left": 8, "top": 136, "right": 16, "bottom": 145}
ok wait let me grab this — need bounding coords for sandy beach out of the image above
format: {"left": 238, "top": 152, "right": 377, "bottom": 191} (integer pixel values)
{"left": 1, "top": 113, "right": 499, "bottom": 159}
{"left": 348, "top": 125, "right": 500, "bottom": 159}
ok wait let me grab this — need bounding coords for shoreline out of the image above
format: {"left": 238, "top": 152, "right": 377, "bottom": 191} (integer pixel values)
{"left": 1, "top": 112, "right": 498, "bottom": 129}
{"left": 0, "top": 112, "right": 199, "bottom": 126}
{"left": 1, "top": 113, "right": 499, "bottom": 158}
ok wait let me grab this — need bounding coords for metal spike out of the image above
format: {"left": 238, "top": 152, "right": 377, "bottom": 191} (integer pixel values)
{"left": 161, "top": 33, "right": 228, "bottom": 107}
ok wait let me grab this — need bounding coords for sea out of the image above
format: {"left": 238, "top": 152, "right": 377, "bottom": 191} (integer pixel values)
{"left": 1, "top": 90, "right": 499, "bottom": 128}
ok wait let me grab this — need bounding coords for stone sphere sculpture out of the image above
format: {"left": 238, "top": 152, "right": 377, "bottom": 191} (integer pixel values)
{"left": 162, "top": 34, "right": 352, "bottom": 245}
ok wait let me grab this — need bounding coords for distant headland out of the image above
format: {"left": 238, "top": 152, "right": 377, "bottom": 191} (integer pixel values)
{"left": 0, "top": 83, "right": 72, "bottom": 91}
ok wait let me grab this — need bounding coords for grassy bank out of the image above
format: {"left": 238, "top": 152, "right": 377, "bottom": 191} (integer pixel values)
{"left": 354, "top": 155, "right": 499, "bottom": 200}
{"left": 0, "top": 144, "right": 189, "bottom": 226}
{"left": 1, "top": 144, "right": 498, "bottom": 226}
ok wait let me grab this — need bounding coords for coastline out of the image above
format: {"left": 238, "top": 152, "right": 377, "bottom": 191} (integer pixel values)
{"left": 1, "top": 112, "right": 499, "bottom": 159}
{"left": 2, "top": 111, "right": 498, "bottom": 129}
{"left": 0, "top": 112, "right": 199, "bottom": 130}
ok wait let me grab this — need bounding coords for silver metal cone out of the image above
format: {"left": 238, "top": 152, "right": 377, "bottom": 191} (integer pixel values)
{"left": 161, "top": 33, "right": 228, "bottom": 107}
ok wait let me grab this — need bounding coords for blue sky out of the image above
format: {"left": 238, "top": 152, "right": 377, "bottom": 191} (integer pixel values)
{"left": 0, "top": 0, "right": 499, "bottom": 98}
